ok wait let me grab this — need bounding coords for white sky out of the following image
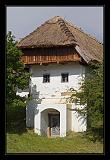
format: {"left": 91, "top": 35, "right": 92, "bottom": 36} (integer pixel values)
{"left": 7, "top": 6, "right": 103, "bottom": 42}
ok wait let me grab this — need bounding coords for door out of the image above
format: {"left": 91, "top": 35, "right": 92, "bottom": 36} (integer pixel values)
{"left": 50, "top": 115, "right": 60, "bottom": 136}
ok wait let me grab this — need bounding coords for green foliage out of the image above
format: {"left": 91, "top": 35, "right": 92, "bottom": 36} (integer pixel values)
{"left": 69, "top": 62, "right": 103, "bottom": 140}
{"left": 6, "top": 31, "right": 30, "bottom": 106}
{"left": 6, "top": 100, "right": 26, "bottom": 134}
{"left": 85, "top": 128, "right": 103, "bottom": 143}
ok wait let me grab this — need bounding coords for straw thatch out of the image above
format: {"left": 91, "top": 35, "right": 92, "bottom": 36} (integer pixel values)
{"left": 17, "top": 16, "right": 103, "bottom": 63}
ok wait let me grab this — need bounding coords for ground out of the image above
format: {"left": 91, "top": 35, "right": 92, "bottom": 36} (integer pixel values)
{"left": 6, "top": 105, "right": 103, "bottom": 153}
{"left": 7, "top": 129, "right": 103, "bottom": 153}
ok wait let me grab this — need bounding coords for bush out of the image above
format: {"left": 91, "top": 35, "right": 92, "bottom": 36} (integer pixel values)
{"left": 6, "top": 101, "right": 26, "bottom": 134}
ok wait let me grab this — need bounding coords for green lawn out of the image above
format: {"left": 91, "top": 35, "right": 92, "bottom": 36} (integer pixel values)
{"left": 7, "top": 130, "right": 103, "bottom": 153}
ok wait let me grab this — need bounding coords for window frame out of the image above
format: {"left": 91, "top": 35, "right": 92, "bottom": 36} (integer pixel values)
{"left": 43, "top": 74, "right": 50, "bottom": 83}
{"left": 61, "top": 73, "right": 69, "bottom": 83}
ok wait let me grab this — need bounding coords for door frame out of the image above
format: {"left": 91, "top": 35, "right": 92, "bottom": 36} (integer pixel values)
{"left": 48, "top": 113, "right": 60, "bottom": 136}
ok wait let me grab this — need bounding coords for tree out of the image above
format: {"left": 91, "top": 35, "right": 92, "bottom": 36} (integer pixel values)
{"left": 69, "top": 62, "right": 103, "bottom": 141}
{"left": 6, "top": 31, "right": 30, "bottom": 107}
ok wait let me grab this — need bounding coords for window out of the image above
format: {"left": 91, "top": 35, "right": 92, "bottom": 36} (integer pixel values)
{"left": 61, "top": 73, "right": 69, "bottom": 83}
{"left": 43, "top": 74, "right": 50, "bottom": 83}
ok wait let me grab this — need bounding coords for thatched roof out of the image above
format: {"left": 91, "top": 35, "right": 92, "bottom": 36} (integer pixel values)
{"left": 17, "top": 16, "right": 103, "bottom": 63}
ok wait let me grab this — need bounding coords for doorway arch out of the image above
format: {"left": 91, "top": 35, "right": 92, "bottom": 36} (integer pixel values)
{"left": 41, "top": 108, "right": 60, "bottom": 137}
{"left": 34, "top": 103, "right": 67, "bottom": 137}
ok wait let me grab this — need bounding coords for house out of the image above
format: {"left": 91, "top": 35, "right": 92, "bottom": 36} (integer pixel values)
{"left": 17, "top": 16, "right": 103, "bottom": 137}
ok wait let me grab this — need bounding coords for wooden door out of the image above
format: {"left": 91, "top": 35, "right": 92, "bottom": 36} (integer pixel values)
{"left": 50, "top": 115, "right": 60, "bottom": 136}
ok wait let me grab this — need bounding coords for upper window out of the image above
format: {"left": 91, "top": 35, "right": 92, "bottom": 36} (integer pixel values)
{"left": 61, "top": 73, "right": 69, "bottom": 83}
{"left": 43, "top": 74, "right": 50, "bottom": 83}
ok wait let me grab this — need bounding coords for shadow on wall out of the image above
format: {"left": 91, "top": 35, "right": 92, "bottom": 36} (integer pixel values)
{"left": 26, "top": 100, "right": 38, "bottom": 128}
{"left": 30, "top": 84, "right": 42, "bottom": 103}
{"left": 40, "top": 110, "right": 48, "bottom": 136}
{"left": 77, "top": 113, "right": 87, "bottom": 128}
{"left": 73, "top": 110, "right": 87, "bottom": 132}
{"left": 26, "top": 84, "right": 41, "bottom": 129}
{"left": 67, "top": 105, "right": 86, "bottom": 128}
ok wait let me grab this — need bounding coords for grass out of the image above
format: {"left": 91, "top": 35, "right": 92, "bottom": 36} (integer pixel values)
{"left": 7, "top": 130, "right": 103, "bottom": 153}
{"left": 6, "top": 105, "right": 103, "bottom": 153}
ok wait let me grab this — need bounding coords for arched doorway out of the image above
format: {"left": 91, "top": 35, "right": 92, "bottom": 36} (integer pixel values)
{"left": 41, "top": 108, "right": 60, "bottom": 137}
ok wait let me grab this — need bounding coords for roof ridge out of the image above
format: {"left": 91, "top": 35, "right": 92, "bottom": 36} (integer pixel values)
{"left": 65, "top": 20, "right": 103, "bottom": 45}
{"left": 57, "top": 18, "right": 77, "bottom": 45}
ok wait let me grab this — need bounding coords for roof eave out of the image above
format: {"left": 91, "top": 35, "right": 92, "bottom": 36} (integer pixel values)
{"left": 16, "top": 43, "right": 78, "bottom": 49}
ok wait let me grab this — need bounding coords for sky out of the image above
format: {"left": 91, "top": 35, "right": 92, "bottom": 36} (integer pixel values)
{"left": 7, "top": 7, "right": 103, "bottom": 42}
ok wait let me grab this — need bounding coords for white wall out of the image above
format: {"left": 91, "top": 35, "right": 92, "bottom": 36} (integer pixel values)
{"left": 34, "top": 104, "right": 67, "bottom": 137}
{"left": 66, "top": 104, "right": 72, "bottom": 132}
{"left": 26, "top": 100, "right": 87, "bottom": 134}
{"left": 26, "top": 62, "right": 87, "bottom": 134}
{"left": 72, "top": 104, "right": 87, "bottom": 132}
{"left": 30, "top": 62, "right": 85, "bottom": 99}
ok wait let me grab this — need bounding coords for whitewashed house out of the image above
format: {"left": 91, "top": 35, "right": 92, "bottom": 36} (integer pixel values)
{"left": 17, "top": 16, "right": 103, "bottom": 137}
